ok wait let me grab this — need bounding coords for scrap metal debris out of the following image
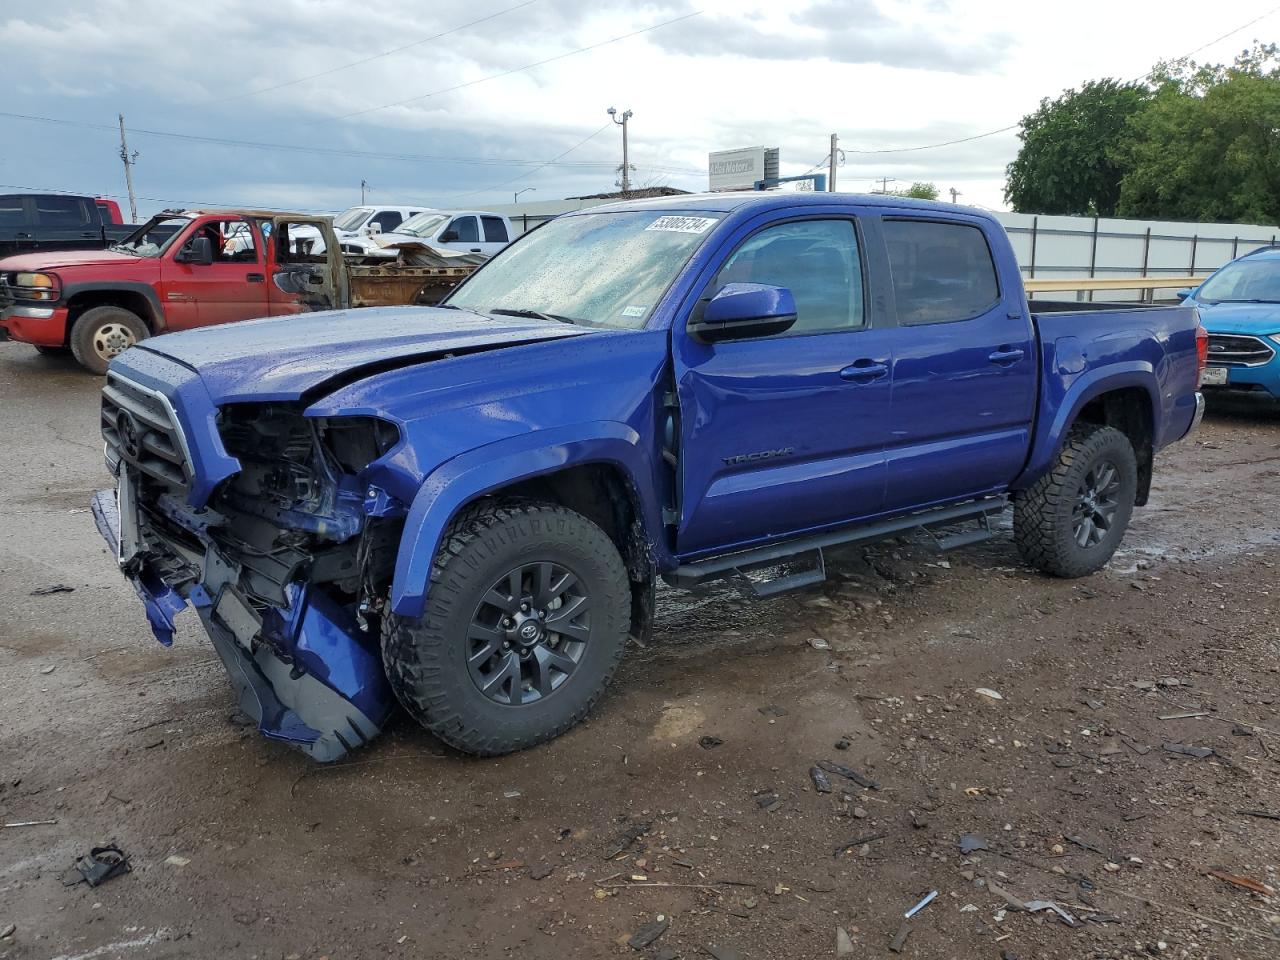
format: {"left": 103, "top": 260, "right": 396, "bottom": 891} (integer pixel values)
{"left": 809, "top": 766, "right": 833, "bottom": 794}
{"left": 66, "top": 845, "right": 131, "bottom": 888}
{"left": 30, "top": 584, "right": 74, "bottom": 596}
{"left": 958, "top": 833, "right": 988, "bottom": 854}
{"left": 3, "top": 819, "right": 57, "bottom": 828}
{"left": 888, "top": 922, "right": 913, "bottom": 953}
{"left": 1207, "top": 869, "right": 1275, "bottom": 896}
{"left": 1024, "top": 900, "right": 1079, "bottom": 926}
{"left": 628, "top": 916, "right": 670, "bottom": 949}
{"left": 604, "top": 822, "right": 651, "bottom": 860}
{"left": 816, "top": 759, "right": 880, "bottom": 790}
{"left": 1163, "top": 742, "right": 1217, "bottom": 759}
{"left": 904, "top": 890, "right": 938, "bottom": 918}
{"left": 1236, "top": 809, "right": 1280, "bottom": 821}
{"left": 975, "top": 687, "right": 1004, "bottom": 701}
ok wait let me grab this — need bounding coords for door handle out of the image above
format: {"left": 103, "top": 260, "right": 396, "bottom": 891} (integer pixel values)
{"left": 839, "top": 359, "right": 889, "bottom": 383}
{"left": 469, "top": 248, "right": 482, "bottom": 253}
{"left": 988, "top": 346, "right": 1025, "bottom": 365}
{"left": 246, "top": 272, "right": 265, "bottom": 283}
{"left": 81, "top": 231, "right": 98, "bottom": 238}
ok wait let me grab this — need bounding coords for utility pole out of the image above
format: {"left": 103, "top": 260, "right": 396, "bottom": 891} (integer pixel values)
{"left": 607, "top": 106, "right": 633, "bottom": 193}
{"left": 117, "top": 114, "right": 138, "bottom": 222}
{"left": 361, "top": 179, "right": 368, "bottom": 204}
{"left": 949, "top": 187, "right": 962, "bottom": 204}
{"left": 828, "top": 133, "right": 838, "bottom": 192}
{"left": 875, "top": 176, "right": 896, "bottom": 195}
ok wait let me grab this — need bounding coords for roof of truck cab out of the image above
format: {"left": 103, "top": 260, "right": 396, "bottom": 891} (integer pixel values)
{"left": 576, "top": 191, "right": 992, "bottom": 219}
{"left": 164, "top": 209, "right": 333, "bottom": 220}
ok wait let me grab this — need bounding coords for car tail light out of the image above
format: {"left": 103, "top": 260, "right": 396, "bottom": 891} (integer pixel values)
{"left": 1195, "top": 323, "right": 1208, "bottom": 389}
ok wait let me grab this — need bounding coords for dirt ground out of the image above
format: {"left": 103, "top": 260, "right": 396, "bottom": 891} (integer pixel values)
{"left": 1, "top": 340, "right": 1278, "bottom": 960}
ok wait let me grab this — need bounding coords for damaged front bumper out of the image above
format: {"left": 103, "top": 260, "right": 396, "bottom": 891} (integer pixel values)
{"left": 91, "top": 485, "right": 393, "bottom": 763}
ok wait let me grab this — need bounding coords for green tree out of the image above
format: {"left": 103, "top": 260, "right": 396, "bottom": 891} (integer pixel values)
{"left": 899, "top": 182, "right": 939, "bottom": 200}
{"left": 1116, "top": 44, "right": 1280, "bottom": 222}
{"left": 1005, "top": 79, "right": 1150, "bottom": 216}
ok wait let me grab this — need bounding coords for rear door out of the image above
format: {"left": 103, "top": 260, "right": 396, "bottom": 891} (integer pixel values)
{"left": 878, "top": 215, "right": 1036, "bottom": 511}
{"left": 161, "top": 217, "right": 269, "bottom": 329}
{"left": 672, "top": 211, "right": 895, "bottom": 557}
{"left": 479, "top": 216, "right": 510, "bottom": 256}
{"left": 0, "top": 195, "right": 35, "bottom": 254}
{"left": 32, "top": 195, "right": 102, "bottom": 251}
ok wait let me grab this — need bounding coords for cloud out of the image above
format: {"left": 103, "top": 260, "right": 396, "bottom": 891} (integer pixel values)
{"left": 652, "top": 0, "right": 1012, "bottom": 75}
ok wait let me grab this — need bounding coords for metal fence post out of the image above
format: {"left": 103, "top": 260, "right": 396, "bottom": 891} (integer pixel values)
{"left": 1190, "top": 234, "right": 1198, "bottom": 274}
{"left": 1088, "top": 217, "right": 1099, "bottom": 302}
{"left": 1029, "top": 217, "right": 1038, "bottom": 279}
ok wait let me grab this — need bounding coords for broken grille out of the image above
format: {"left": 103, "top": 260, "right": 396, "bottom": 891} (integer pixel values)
{"left": 101, "top": 373, "right": 192, "bottom": 491}
{"left": 1206, "top": 333, "right": 1276, "bottom": 367}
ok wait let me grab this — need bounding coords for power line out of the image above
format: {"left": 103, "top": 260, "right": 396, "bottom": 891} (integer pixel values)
{"left": 843, "top": 3, "right": 1280, "bottom": 156}
{"left": 329, "top": 10, "right": 702, "bottom": 121}
{"left": 210, "top": 0, "right": 540, "bottom": 104}
{"left": 0, "top": 110, "right": 701, "bottom": 174}
{"left": 442, "top": 124, "right": 612, "bottom": 202}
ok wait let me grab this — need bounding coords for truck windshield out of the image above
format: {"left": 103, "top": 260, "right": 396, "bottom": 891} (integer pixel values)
{"left": 1197, "top": 258, "right": 1280, "bottom": 304}
{"left": 397, "top": 213, "right": 448, "bottom": 238}
{"left": 109, "top": 216, "right": 191, "bottom": 258}
{"left": 446, "top": 210, "right": 722, "bottom": 329}
{"left": 333, "top": 208, "right": 372, "bottom": 231}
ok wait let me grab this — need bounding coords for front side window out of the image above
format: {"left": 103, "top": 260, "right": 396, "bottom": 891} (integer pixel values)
{"left": 447, "top": 210, "right": 721, "bottom": 329}
{"left": 1197, "top": 257, "right": 1280, "bottom": 304}
{"left": 372, "top": 211, "right": 403, "bottom": 232}
{"left": 112, "top": 216, "right": 191, "bottom": 258}
{"left": 708, "top": 219, "right": 864, "bottom": 335}
{"left": 884, "top": 219, "right": 999, "bottom": 325}
{"left": 450, "top": 216, "right": 479, "bottom": 243}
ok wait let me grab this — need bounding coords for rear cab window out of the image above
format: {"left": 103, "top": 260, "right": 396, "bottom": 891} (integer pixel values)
{"left": 883, "top": 218, "right": 1000, "bottom": 325}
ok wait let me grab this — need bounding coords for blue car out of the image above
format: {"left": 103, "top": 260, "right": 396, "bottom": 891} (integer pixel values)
{"left": 1182, "top": 247, "right": 1280, "bottom": 398}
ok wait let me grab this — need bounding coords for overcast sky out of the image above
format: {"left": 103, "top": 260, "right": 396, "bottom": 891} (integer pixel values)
{"left": 3, "top": 0, "right": 1275, "bottom": 219}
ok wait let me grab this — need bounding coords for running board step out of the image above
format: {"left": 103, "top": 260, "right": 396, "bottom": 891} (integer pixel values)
{"left": 665, "top": 496, "right": 1007, "bottom": 591}
{"left": 737, "top": 548, "right": 826, "bottom": 597}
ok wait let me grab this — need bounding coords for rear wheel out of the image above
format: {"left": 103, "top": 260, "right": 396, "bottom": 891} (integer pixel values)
{"left": 1014, "top": 423, "right": 1138, "bottom": 577}
{"left": 69, "top": 305, "right": 148, "bottom": 375}
{"left": 382, "top": 501, "right": 631, "bottom": 755}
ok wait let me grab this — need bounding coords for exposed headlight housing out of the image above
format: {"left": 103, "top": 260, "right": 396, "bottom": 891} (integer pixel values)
{"left": 13, "top": 272, "right": 60, "bottom": 301}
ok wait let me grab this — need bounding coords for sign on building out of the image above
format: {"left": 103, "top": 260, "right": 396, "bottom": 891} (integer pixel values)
{"left": 708, "top": 147, "right": 780, "bottom": 192}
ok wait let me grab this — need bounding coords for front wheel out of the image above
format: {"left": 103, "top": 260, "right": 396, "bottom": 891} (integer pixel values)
{"left": 382, "top": 501, "right": 631, "bottom": 756}
{"left": 1013, "top": 423, "right": 1138, "bottom": 578}
{"left": 69, "top": 305, "right": 148, "bottom": 375}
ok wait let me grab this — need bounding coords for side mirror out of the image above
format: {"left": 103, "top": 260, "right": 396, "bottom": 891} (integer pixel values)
{"left": 438, "top": 230, "right": 459, "bottom": 243}
{"left": 176, "top": 235, "right": 214, "bottom": 266}
{"left": 688, "top": 282, "right": 798, "bottom": 343}
{"left": 1175, "top": 288, "right": 1194, "bottom": 302}
{"left": 366, "top": 222, "right": 383, "bottom": 236}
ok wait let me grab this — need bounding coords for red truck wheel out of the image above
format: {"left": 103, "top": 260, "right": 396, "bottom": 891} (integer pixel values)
{"left": 381, "top": 500, "right": 631, "bottom": 756}
{"left": 1013, "top": 423, "right": 1138, "bottom": 578}
{"left": 70, "top": 306, "right": 148, "bottom": 375}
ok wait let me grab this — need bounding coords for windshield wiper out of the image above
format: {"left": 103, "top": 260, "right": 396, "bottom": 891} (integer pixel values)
{"left": 488, "top": 307, "right": 578, "bottom": 325}
{"left": 1209, "top": 298, "right": 1280, "bottom": 304}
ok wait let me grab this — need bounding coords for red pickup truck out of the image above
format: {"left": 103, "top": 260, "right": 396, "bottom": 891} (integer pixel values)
{"left": 0, "top": 210, "right": 362, "bottom": 373}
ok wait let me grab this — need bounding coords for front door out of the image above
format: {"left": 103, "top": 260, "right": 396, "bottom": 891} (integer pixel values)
{"left": 162, "top": 218, "right": 269, "bottom": 330}
{"left": 672, "top": 215, "right": 894, "bottom": 557}
{"left": 878, "top": 216, "right": 1037, "bottom": 511}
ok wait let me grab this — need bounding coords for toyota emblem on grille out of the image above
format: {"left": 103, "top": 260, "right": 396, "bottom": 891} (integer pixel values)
{"left": 116, "top": 410, "right": 143, "bottom": 461}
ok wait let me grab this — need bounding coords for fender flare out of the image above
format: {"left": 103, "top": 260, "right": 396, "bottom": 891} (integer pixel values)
{"left": 1012, "top": 361, "right": 1159, "bottom": 489}
{"left": 61, "top": 281, "right": 167, "bottom": 331}
{"left": 389, "top": 422, "right": 663, "bottom": 618}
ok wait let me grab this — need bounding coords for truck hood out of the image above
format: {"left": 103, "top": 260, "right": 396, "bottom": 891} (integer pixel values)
{"left": 0, "top": 249, "right": 143, "bottom": 272}
{"left": 129, "top": 305, "right": 593, "bottom": 403}
{"left": 1195, "top": 300, "right": 1280, "bottom": 335}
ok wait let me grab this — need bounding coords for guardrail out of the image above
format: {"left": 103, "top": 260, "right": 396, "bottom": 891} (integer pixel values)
{"left": 1024, "top": 275, "right": 1208, "bottom": 302}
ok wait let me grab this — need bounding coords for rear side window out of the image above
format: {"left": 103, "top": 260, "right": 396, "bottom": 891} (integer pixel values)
{"left": 884, "top": 219, "right": 999, "bottom": 325}
{"left": 0, "top": 195, "right": 27, "bottom": 227}
{"left": 35, "top": 195, "right": 93, "bottom": 227}
{"left": 481, "top": 216, "right": 509, "bottom": 243}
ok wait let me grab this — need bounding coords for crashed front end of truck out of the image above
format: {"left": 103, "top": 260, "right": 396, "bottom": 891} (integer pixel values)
{"left": 90, "top": 369, "right": 404, "bottom": 761}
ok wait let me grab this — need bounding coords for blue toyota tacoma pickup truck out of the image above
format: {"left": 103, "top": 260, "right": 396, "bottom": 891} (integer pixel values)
{"left": 91, "top": 193, "right": 1207, "bottom": 761}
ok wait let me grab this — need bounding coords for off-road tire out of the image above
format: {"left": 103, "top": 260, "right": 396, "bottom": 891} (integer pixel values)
{"left": 382, "top": 500, "right": 631, "bottom": 756}
{"left": 1014, "top": 423, "right": 1138, "bottom": 578}
{"left": 70, "top": 305, "right": 148, "bottom": 375}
